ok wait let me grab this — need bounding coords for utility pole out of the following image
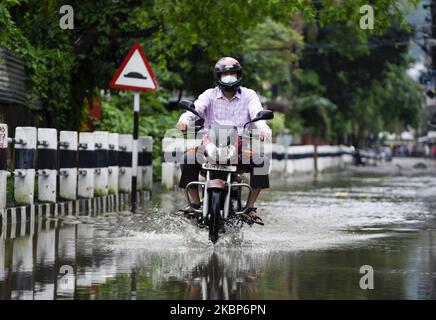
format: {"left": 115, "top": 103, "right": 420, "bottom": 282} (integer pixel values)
{"left": 432, "top": 0, "right": 436, "bottom": 71}
{"left": 428, "top": 0, "right": 436, "bottom": 118}
{"left": 422, "top": 1, "right": 436, "bottom": 101}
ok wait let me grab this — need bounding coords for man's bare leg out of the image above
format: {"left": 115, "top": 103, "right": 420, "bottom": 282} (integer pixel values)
{"left": 190, "top": 187, "right": 262, "bottom": 208}
{"left": 187, "top": 186, "right": 261, "bottom": 214}
{"left": 187, "top": 186, "right": 201, "bottom": 206}
{"left": 247, "top": 187, "right": 261, "bottom": 208}
{"left": 245, "top": 187, "right": 264, "bottom": 224}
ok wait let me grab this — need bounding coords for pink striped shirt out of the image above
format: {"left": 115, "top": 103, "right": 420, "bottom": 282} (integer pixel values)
{"left": 179, "top": 86, "right": 272, "bottom": 134}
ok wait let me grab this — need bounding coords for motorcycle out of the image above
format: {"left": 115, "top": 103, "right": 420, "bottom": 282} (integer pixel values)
{"left": 178, "top": 100, "right": 274, "bottom": 244}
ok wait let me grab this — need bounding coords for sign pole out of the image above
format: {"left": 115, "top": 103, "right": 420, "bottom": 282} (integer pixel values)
{"left": 132, "top": 93, "right": 140, "bottom": 212}
{"left": 109, "top": 42, "right": 159, "bottom": 213}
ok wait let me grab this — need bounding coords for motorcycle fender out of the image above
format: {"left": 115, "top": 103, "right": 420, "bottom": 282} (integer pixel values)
{"left": 206, "top": 179, "right": 227, "bottom": 190}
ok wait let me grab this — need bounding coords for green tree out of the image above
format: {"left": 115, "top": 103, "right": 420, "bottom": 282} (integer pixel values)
{"left": 298, "top": 3, "right": 423, "bottom": 145}
{"left": 1, "top": 0, "right": 420, "bottom": 128}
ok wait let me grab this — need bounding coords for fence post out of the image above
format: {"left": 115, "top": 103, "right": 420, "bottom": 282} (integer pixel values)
{"left": 137, "top": 137, "right": 144, "bottom": 191}
{"left": 161, "top": 136, "right": 184, "bottom": 190}
{"left": 37, "top": 128, "right": 57, "bottom": 203}
{"left": 140, "top": 136, "right": 153, "bottom": 190}
{"left": 59, "top": 131, "right": 78, "bottom": 200}
{"left": 118, "top": 134, "right": 132, "bottom": 193}
{"left": 108, "top": 133, "right": 119, "bottom": 195}
{"left": 77, "top": 132, "right": 95, "bottom": 198}
{"left": 285, "top": 145, "right": 295, "bottom": 175}
{"left": 0, "top": 124, "right": 8, "bottom": 210}
{"left": 93, "top": 131, "right": 109, "bottom": 197}
{"left": 270, "top": 143, "right": 284, "bottom": 174}
{"left": 14, "top": 127, "right": 37, "bottom": 205}
{"left": 161, "top": 137, "right": 174, "bottom": 190}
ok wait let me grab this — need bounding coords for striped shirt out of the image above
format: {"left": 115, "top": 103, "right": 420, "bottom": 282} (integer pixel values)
{"left": 179, "top": 86, "right": 272, "bottom": 134}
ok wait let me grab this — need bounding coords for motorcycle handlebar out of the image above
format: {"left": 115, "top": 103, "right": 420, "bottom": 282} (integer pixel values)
{"left": 180, "top": 126, "right": 268, "bottom": 142}
{"left": 180, "top": 125, "right": 204, "bottom": 134}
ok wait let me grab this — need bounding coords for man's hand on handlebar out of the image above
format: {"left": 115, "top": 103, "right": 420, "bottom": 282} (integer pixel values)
{"left": 176, "top": 121, "right": 188, "bottom": 132}
{"left": 259, "top": 129, "right": 272, "bottom": 142}
{"left": 178, "top": 122, "right": 271, "bottom": 140}
{"left": 240, "top": 129, "right": 271, "bottom": 141}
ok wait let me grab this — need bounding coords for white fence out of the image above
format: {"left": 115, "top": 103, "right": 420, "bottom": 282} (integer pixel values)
{"left": 160, "top": 138, "right": 354, "bottom": 189}
{"left": 270, "top": 144, "right": 354, "bottom": 174}
{"left": 0, "top": 123, "right": 152, "bottom": 211}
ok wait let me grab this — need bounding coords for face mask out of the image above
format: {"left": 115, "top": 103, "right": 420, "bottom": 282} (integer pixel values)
{"left": 221, "top": 75, "right": 237, "bottom": 84}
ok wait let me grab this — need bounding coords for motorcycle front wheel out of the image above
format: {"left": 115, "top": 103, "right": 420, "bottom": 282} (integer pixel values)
{"left": 208, "top": 189, "right": 223, "bottom": 244}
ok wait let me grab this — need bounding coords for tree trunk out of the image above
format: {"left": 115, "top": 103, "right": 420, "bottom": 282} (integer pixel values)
{"left": 432, "top": 3, "right": 436, "bottom": 69}
{"left": 314, "top": 134, "right": 318, "bottom": 174}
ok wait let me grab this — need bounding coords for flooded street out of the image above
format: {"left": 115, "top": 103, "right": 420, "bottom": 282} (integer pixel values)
{"left": 1, "top": 162, "right": 436, "bottom": 300}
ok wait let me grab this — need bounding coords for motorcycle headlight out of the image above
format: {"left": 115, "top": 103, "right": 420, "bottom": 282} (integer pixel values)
{"left": 226, "top": 145, "right": 236, "bottom": 159}
{"left": 217, "top": 145, "right": 236, "bottom": 161}
{"left": 205, "top": 143, "right": 217, "bottom": 161}
{"left": 205, "top": 144, "right": 236, "bottom": 162}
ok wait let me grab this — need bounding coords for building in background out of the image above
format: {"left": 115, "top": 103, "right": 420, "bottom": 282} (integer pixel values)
{"left": 406, "top": 1, "right": 436, "bottom": 117}
{"left": 0, "top": 46, "right": 32, "bottom": 131}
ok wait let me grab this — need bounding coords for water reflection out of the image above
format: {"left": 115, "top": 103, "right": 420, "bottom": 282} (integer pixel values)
{"left": 0, "top": 216, "right": 435, "bottom": 300}
{"left": 0, "top": 173, "right": 435, "bottom": 300}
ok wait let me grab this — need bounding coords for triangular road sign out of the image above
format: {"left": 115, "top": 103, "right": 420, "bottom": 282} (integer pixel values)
{"left": 109, "top": 43, "right": 159, "bottom": 92}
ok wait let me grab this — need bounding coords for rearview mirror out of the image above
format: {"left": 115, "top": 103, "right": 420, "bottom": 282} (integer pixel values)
{"left": 254, "top": 110, "right": 274, "bottom": 121}
{"left": 243, "top": 110, "right": 274, "bottom": 129}
{"left": 178, "top": 99, "right": 200, "bottom": 117}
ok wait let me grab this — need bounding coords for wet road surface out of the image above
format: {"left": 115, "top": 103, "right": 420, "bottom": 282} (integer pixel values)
{"left": 1, "top": 163, "right": 436, "bottom": 300}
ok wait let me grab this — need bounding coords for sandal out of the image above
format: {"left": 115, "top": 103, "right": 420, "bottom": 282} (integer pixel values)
{"left": 176, "top": 203, "right": 201, "bottom": 218}
{"left": 244, "top": 207, "right": 264, "bottom": 226}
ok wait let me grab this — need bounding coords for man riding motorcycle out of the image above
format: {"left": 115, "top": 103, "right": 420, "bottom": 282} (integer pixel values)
{"left": 176, "top": 57, "right": 272, "bottom": 224}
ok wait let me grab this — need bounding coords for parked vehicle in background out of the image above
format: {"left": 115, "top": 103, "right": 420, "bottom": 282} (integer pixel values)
{"left": 353, "top": 148, "right": 378, "bottom": 166}
{"left": 378, "top": 146, "right": 392, "bottom": 162}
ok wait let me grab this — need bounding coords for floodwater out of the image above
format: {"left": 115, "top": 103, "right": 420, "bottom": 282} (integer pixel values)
{"left": 1, "top": 167, "right": 436, "bottom": 300}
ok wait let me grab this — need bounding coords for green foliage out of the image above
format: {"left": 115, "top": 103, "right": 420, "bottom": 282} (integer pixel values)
{"left": 314, "top": 0, "right": 419, "bottom": 49}
{"left": 293, "top": 69, "right": 326, "bottom": 96}
{"left": 152, "top": 0, "right": 305, "bottom": 60}
{"left": 242, "top": 18, "right": 303, "bottom": 99}
{"left": 365, "top": 62, "right": 424, "bottom": 132}
{"left": 93, "top": 91, "right": 179, "bottom": 179}
{"left": 269, "top": 112, "right": 287, "bottom": 136}
{"left": 284, "top": 113, "right": 304, "bottom": 137}
{"left": 298, "top": 3, "right": 424, "bottom": 144}
{"left": 295, "top": 95, "right": 337, "bottom": 141}
{"left": 0, "top": 1, "right": 31, "bottom": 65}
{"left": 0, "top": 0, "right": 425, "bottom": 151}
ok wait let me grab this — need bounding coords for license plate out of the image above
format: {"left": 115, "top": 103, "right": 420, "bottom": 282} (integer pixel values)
{"left": 202, "top": 163, "right": 237, "bottom": 172}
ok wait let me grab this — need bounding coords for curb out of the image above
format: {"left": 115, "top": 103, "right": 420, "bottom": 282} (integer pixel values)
{"left": 0, "top": 190, "right": 150, "bottom": 233}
